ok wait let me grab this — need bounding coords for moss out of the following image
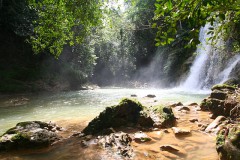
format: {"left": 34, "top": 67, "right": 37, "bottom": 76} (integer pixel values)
{"left": 11, "top": 133, "right": 29, "bottom": 141}
{"left": 216, "top": 131, "right": 225, "bottom": 147}
{"left": 119, "top": 98, "right": 144, "bottom": 109}
{"left": 153, "top": 105, "right": 175, "bottom": 127}
{"left": 228, "top": 126, "right": 240, "bottom": 148}
{"left": 153, "top": 105, "right": 174, "bottom": 119}
{"left": 200, "top": 100, "right": 212, "bottom": 108}
{"left": 83, "top": 98, "right": 145, "bottom": 135}
{"left": 212, "top": 84, "right": 237, "bottom": 91}
{"left": 16, "top": 122, "right": 32, "bottom": 127}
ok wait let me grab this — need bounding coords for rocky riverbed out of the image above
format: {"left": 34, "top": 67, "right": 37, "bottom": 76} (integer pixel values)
{"left": 0, "top": 84, "right": 239, "bottom": 160}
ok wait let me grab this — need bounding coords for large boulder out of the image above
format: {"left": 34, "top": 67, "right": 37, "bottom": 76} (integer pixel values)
{"left": 216, "top": 124, "right": 240, "bottom": 160}
{"left": 0, "top": 121, "right": 62, "bottom": 151}
{"left": 200, "top": 84, "right": 239, "bottom": 119}
{"left": 82, "top": 98, "right": 145, "bottom": 135}
{"left": 82, "top": 98, "right": 176, "bottom": 135}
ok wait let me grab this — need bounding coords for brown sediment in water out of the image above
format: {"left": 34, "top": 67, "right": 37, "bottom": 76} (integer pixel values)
{"left": 0, "top": 98, "right": 219, "bottom": 160}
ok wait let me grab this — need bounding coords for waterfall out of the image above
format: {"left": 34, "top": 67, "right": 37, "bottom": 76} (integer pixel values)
{"left": 219, "top": 55, "right": 240, "bottom": 84}
{"left": 180, "top": 24, "right": 240, "bottom": 90}
{"left": 181, "top": 25, "right": 212, "bottom": 90}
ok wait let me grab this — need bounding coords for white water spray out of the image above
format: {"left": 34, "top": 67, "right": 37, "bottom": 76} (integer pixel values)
{"left": 219, "top": 54, "right": 240, "bottom": 83}
{"left": 180, "top": 24, "right": 240, "bottom": 90}
{"left": 180, "top": 25, "right": 211, "bottom": 90}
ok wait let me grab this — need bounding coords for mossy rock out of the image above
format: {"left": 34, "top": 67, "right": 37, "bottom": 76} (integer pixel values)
{"left": 152, "top": 105, "right": 176, "bottom": 128}
{"left": 0, "top": 121, "right": 61, "bottom": 151}
{"left": 82, "top": 98, "right": 144, "bottom": 135}
{"left": 82, "top": 99, "right": 176, "bottom": 135}
{"left": 212, "top": 84, "right": 237, "bottom": 91}
{"left": 216, "top": 124, "right": 240, "bottom": 160}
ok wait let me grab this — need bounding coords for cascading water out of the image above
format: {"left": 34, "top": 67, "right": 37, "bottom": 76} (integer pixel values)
{"left": 181, "top": 24, "right": 240, "bottom": 90}
{"left": 219, "top": 54, "right": 240, "bottom": 84}
{"left": 181, "top": 24, "right": 212, "bottom": 90}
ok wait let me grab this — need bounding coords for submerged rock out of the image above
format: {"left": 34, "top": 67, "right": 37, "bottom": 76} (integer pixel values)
{"left": 172, "top": 127, "right": 191, "bottom": 136}
{"left": 160, "top": 144, "right": 187, "bottom": 157}
{"left": 0, "top": 121, "right": 62, "bottom": 151}
{"left": 133, "top": 131, "right": 151, "bottom": 143}
{"left": 146, "top": 94, "right": 156, "bottom": 98}
{"left": 131, "top": 94, "right": 137, "bottom": 97}
{"left": 169, "top": 102, "right": 183, "bottom": 108}
{"left": 216, "top": 124, "right": 240, "bottom": 160}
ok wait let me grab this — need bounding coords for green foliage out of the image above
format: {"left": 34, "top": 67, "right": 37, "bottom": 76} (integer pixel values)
{"left": 153, "top": 0, "right": 240, "bottom": 51}
{"left": 28, "top": 0, "right": 103, "bottom": 57}
{"left": 0, "top": 0, "right": 36, "bottom": 36}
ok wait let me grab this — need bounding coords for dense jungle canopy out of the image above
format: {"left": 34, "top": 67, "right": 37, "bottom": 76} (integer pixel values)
{"left": 0, "top": 0, "right": 240, "bottom": 92}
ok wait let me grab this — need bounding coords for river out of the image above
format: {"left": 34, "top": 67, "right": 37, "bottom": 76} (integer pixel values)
{"left": 0, "top": 88, "right": 218, "bottom": 160}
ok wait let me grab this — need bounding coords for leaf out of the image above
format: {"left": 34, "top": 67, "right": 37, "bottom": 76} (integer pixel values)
{"left": 167, "top": 0, "right": 173, "bottom": 10}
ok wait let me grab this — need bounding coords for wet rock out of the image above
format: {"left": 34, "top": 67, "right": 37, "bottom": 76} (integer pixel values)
{"left": 130, "top": 94, "right": 137, "bottom": 97}
{"left": 189, "top": 118, "right": 198, "bottom": 123}
{"left": 83, "top": 99, "right": 176, "bottom": 135}
{"left": 205, "top": 116, "right": 227, "bottom": 133}
{"left": 169, "top": 102, "right": 183, "bottom": 108}
{"left": 138, "top": 111, "right": 154, "bottom": 127}
{"left": 82, "top": 98, "right": 144, "bottom": 135}
{"left": 163, "top": 129, "right": 170, "bottom": 133}
{"left": 230, "top": 104, "right": 240, "bottom": 119}
{"left": 100, "top": 128, "right": 116, "bottom": 135}
{"left": 210, "top": 90, "right": 227, "bottom": 100}
{"left": 97, "top": 132, "right": 133, "bottom": 158}
{"left": 133, "top": 131, "right": 151, "bottom": 143}
{"left": 216, "top": 124, "right": 240, "bottom": 160}
{"left": 188, "top": 102, "right": 198, "bottom": 106}
{"left": 178, "top": 106, "right": 190, "bottom": 111}
{"left": 0, "top": 121, "right": 62, "bottom": 151}
{"left": 71, "top": 132, "right": 85, "bottom": 137}
{"left": 160, "top": 144, "right": 187, "bottom": 157}
{"left": 172, "top": 127, "right": 191, "bottom": 136}
{"left": 211, "top": 84, "right": 236, "bottom": 92}
{"left": 152, "top": 106, "right": 176, "bottom": 128}
{"left": 200, "top": 85, "right": 239, "bottom": 119}
{"left": 200, "top": 98, "right": 209, "bottom": 111}
{"left": 146, "top": 94, "right": 156, "bottom": 98}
